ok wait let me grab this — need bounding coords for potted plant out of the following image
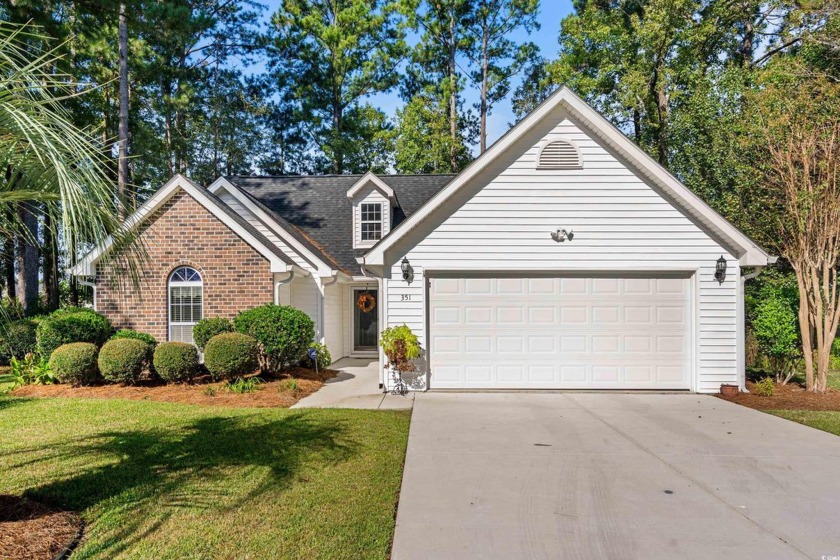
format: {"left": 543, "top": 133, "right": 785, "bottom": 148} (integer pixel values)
{"left": 380, "top": 325, "right": 421, "bottom": 392}
{"left": 720, "top": 383, "right": 739, "bottom": 397}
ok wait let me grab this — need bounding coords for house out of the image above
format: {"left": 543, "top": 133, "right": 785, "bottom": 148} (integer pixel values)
{"left": 71, "top": 87, "right": 773, "bottom": 393}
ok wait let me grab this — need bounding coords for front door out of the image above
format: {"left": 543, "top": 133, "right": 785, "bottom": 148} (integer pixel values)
{"left": 353, "top": 288, "right": 379, "bottom": 352}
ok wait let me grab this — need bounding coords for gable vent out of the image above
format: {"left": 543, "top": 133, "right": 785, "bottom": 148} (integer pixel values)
{"left": 537, "top": 140, "right": 581, "bottom": 170}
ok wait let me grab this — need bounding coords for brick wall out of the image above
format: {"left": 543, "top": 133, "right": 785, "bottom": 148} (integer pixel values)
{"left": 96, "top": 189, "right": 274, "bottom": 342}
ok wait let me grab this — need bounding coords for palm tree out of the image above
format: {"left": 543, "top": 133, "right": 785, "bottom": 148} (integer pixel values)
{"left": 0, "top": 22, "right": 139, "bottom": 314}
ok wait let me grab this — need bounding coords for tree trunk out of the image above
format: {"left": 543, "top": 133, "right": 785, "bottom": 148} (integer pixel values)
{"left": 332, "top": 100, "right": 343, "bottom": 174}
{"left": 448, "top": 5, "right": 458, "bottom": 171}
{"left": 117, "top": 2, "right": 131, "bottom": 218}
{"left": 794, "top": 268, "right": 815, "bottom": 391}
{"left": 68, "top": 232, "right": 79, "bottom": 307}
{"left": 42, "top": 211, "right": 59, "bottom": 311}
{"left": 15, "top": 204, "right": 39, "bottom": 315}
{"left": 479, "top": 22, "right": 489, "bottom": 154}
{"left": 3, "top": 235, "right": 14, "bottom": 300}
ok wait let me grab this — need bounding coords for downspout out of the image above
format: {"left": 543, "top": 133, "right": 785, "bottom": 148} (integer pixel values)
{"left": 274, "top": 271, "right": 294, "bottom": 305}
{"left": 78, "top": 277, "right": 96, "bottom": 311}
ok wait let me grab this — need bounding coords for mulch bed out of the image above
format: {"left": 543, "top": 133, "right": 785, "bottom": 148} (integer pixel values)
{"left": 0, "top": 495, "right": 82, "bottom": 560}
{"left": 11, "top": 368, "right": 338, "bottom": 409}
{"left": 717, "top": 380, "right": 840, "bottom": 411}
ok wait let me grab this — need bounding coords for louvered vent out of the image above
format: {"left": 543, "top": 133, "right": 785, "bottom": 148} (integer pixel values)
{"left": 537, "top": 140, "right": 581, "bottom": 169}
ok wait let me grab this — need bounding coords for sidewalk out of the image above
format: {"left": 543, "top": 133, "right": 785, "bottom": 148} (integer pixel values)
{"left": 292, "top": 358, "right": 414, "bottom": 410}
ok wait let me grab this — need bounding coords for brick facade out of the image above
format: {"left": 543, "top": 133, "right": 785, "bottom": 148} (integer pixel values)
{"left": 96, "top": 189, "right": 274, "bottom": 343}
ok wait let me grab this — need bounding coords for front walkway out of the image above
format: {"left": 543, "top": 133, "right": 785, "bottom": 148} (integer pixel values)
{"left": 392, "top": 392, "right": 840, "bottom": 560}
{"left": 292, "top": 358, "right": 414, "bottom": 409}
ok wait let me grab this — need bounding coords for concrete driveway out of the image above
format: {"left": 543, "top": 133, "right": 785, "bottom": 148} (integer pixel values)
{"left": 391, "top": 393, "right": 840, "bottom": 560}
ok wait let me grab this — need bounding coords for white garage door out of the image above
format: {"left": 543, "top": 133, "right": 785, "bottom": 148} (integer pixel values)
{"left": 429, "top": 276, "right": 692, "bottom": 389}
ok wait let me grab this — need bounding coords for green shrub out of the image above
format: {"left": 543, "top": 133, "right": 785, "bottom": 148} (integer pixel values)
{"left": 9, "top": 353, "right": 56, "bottom": 388}
{"left": 380, "top": 325, "right": 421, "bottom": 373}
{"left": 753, "top": 377, "right": 775, "bottom": 397}
{"left": 233, "top": 305, "right": 314, "bottom": 372}
{"left": 225, "top": 376, "right": 263, "bottom": 394}
{"left": 832, "top": 338, "right": 840, "bottom": 358}
{"left": 49, "top": 342, "right": 99, "bottom": 386}
{"left": 203, "top": 333, "right": 259, "bottom": 380}
{"left": 301, "top": 342, "right": 331, "bottom": 370}
{"left": 153, "top": 342, "right": 199, "bottom": 383}
{"left": 193, "top": 317, "right": 234, "bottom": 350}
{"left": 279, "top": 378, "right": 299, "bottom": 394}
{"left": 110, "top": 329, "right": 157, "bottom": 348}
{"left": 752, "top": 296, "right": 800, "bottom": 384}
{"left": 37, "top": 307, "right": 112, "bottom": 358}
{"left": 98, "top": 338, "right": 152, "bottom": 385}
{"left": 3, "top": 319, "right": 38, "bottom": 359}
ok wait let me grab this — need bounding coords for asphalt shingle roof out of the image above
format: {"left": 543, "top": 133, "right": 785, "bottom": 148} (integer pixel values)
{"left": 225, "top": 174, "right": 454, "bottom": 275}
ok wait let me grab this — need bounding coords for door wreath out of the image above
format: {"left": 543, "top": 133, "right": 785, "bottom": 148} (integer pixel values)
{"left": 356, "top": 292, "right": 376, "bottom": 313}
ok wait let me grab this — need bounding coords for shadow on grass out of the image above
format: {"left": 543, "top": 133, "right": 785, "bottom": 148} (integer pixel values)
{"left": 22, "top": 412, "right": 356, "bottom": 557}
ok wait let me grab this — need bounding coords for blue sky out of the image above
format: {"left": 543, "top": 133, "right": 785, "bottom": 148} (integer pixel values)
{"left": 259, "top": 1, "right": 574, "bottom": 150}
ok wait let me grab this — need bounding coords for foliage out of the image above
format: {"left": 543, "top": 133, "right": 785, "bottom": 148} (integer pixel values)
{"left": 301, "top": 342, "right": 331, "bottom": 370}
{"left": 48, "top": 342, "right": 99, "bottom": 386}
{"left": 153, "top": 342, "right": 199, "bottom": 383}
{"left": 97, "top": 338, "right": 152, "bottom": 385}
{"left": 204, "top": 333, "right": 260, "bottom": 381}
{"left": 2, "top": 319, "right": 38, "bottom": 359}
{"left": 36, "top": 307, "right": 112, "bottom": 359}
{"left": 233, "top": 305, "right": 315, "bottom": 373}
{"left": 752, "top": 295, "right": 801, "bottom": 384}
{"left": 271, "top": 0, "right": 406, "bottom": 174}
{"left": 753, "top": 377, "right": 775, "bottom": 397}
{"left": 224, "top": 376, "right": 264, "bottom": 394}
{"left": 9, "top": 353, "right": 56, "bottom": 388}
{"left": 111, "top": 329, "right": 157, "bottom": 348}
{"left": 280, "top": 378, "right": 300, "bottom": 393}
{"left": 833, "top": 338, "right": 840, "bottom": 358}
{"left": 380, "top": 325, "right": 421, "bottom": 373}
{"left": 193, "top": 317, "right": 233, "bottom": 350}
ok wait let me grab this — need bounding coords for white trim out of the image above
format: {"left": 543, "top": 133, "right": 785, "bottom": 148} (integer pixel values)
{"left": 70, "top": 174, "right": 298, "bottom": 276}
{"left": 348, "top": 282, "right": 379, "bottom": 357}
{"left": 346, "top": 172, "right": 395, "bottom": 200}
{"left": 208, "top": 177, "right": 335, "bottom": 276}
{"left": 167, "top": 266, "right": 203, "bottom": 345}
{"left": 362, "top": 87, "right": 772, "bottom": 268}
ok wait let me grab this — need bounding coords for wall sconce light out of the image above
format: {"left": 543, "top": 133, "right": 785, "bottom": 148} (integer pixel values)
{"left": 401, "top": 257, "right": 413, "bottom": 282}
{"left": 551, "top": 228, "right": 574, "bottom": 242}
{"left": 714, "top": 255, "right": 727, "bottom": 284}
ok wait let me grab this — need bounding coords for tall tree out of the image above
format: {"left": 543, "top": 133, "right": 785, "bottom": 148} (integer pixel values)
{"left": 466, "top": 0, "right": 539, "bottom": 153}
{"left": 271, "top": 0, "right": 406, "bottom": 174}
{"left": 118, "top": 2, "right": 131, "bottom": 217}
{"left": 394, "top": 90, "right": 471, "bottom": 173}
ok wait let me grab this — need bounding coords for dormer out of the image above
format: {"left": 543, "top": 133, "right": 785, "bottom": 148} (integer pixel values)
{"left": 347, "top": 172, "right": 395, "bottom": 249}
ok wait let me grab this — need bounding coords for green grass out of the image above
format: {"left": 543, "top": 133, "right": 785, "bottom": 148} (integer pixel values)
{"left": 0, "top": 373, "right": 13, "bottom": 393}
{"left": 767, "top": 410, "right": 840, "bottom": 437}
{"left": 0, "top": 396, "right": 410, "bottom": 559}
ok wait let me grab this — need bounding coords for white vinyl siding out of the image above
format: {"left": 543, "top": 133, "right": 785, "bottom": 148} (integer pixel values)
{"left": 289, "top": 274, "right": 320, "bottom": 339}
{"left": 323, "top": 281, "right": 344, "bottom": 359}
{"left": 353, "top": 186, "right": 390, "bottom": 249}
{"left": 383, "top": 117, "right": 739, "bottom": 393}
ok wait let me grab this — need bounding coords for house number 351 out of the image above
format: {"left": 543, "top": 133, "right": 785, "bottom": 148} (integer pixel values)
{"left": 401, "top": 294, "right": 412, "bottom": 301}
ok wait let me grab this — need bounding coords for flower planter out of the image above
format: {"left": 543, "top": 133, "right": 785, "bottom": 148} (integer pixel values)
{"left": 720, "top": 384, "right": 739, "bottom": 397}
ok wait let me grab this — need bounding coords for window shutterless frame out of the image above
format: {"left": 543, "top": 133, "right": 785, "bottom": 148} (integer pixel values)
{"left": 360, "top": 202, "right": 383, "bottom": 241}
{"left": 168, "top": 266, "right": 203, "bottom": 345}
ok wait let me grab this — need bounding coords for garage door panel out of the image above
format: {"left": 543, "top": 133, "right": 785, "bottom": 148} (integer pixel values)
{"left": 429, "top": 276, "right": 691, "bottom": 389}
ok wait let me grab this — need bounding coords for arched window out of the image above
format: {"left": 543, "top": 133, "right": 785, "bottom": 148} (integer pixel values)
{"left": 168, "top": 266, "right": 202, "bottom": 345}
{"left": 537, "top": 139, "right": 582, "bottom": 169}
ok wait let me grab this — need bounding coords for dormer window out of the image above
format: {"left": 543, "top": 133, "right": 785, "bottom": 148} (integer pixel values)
{"left": 361, "top": 203, "right": 383, "bottom": 241}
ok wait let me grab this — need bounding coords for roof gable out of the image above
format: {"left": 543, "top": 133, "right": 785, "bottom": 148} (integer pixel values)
{"left": 362, "top": 87, "right": 771, "bottom": 268}
{"left": 346, "top": 172, "right": 395, "bottom": 200}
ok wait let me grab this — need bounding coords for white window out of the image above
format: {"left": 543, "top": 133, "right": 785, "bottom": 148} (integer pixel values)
{"left": 360, "top": 203, "right": 383, "bottom": 241}
{"left": 168, "top": 266, "right": 202, "bottom": 345}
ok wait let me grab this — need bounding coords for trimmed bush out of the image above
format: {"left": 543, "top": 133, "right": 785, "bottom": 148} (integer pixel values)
{"left": 110, "top": 329, "right": 157, "bottom": 348}
{"left": 4, "top": 319, "right": 38, "bottom": 359}
{"left": 153, "top": 342, "right": 199, "bottom": 383}
{"left": 193, "top": 317, "right": 233, "bottom": 350}
{"left": 37, "top": 307, "right": 112, "bottom": 358}
{"left": 301, "top": 342, "right": 331, "bottom": 370}
{"left": 49, "top": 342, "right": 99, "bottom": 386}
{"left": 203, "top": 333, "right": 259, "bottom": 380}
{"left": 98, "top": 338, "right": 152, "bottom": 384}
{"left": 752, "top": 296, "right": 800, "bottom": 384}
{"left": 234, "top": 305, "right": 314, "bottom": 372}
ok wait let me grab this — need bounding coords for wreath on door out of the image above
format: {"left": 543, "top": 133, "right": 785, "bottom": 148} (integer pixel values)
{"left": 356, "top": 292, "right": 376, "bottom": 313}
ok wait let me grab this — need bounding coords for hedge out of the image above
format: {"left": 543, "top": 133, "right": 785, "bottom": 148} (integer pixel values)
{"left": 49, "top": 342, "right": 99, "bottom": 386}
{"left": 98, "top": 338, "right": 152, "bottom": 385}
{"left": 203, "top": 333, "right": 259, "bottom": 380}
{"left": 153, "top": 342, "right": 199, "bottom": 383}
{"left": 3, "top": 319, "right": 38, "bottom": 359}
{"left": 193, "top": 317, "right": 233, "bottom": 350}
{"left": 110, "top": 329, "right": 158, "bottom": 348}
{"left": 37, "top": 307, "right": 112, "bottom": 358}
{"left": 233, "top": 304, "right": 314, "bottom": 372}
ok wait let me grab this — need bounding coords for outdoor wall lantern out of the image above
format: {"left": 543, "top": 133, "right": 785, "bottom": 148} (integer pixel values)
{"left": 401, "top": 257, "right": 413, "bottom": 282}
{"left": 551, "top": 228, "right": 574, "bottom": 242}
{"left": 714, "top": 255, "right": 727, "bottom": 284}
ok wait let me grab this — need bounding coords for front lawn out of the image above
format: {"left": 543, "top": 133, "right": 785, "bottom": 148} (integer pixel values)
{"left": 0, "top": 396, "right": 410, "bottom": 559}
{"left": 767, "top": 410, "right": 840, "bottom": 437}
